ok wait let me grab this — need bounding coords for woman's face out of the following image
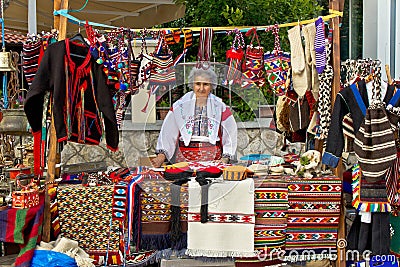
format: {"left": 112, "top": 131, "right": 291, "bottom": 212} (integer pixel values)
{"left": 193, "top": 75, "right": 212, "bottom": 98}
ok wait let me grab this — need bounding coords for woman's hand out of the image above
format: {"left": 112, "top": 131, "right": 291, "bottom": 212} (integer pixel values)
{"left": 215, "top": 157, "right": 230, "bottom": 164}
{"left": 151, "top": 154, "right": 166, "bottom": 168}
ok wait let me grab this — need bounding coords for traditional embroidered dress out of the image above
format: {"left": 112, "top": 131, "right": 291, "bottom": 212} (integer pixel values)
{"left": 155, "top": 92, "right": 237, "bottom": 162}
{"left": 25, "top": 39, "right": 119, "bottom": 174}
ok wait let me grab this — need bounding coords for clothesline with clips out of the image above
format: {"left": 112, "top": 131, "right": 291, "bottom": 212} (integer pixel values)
{"left": 53, "top": 8, "right": 343, "bottom": 36}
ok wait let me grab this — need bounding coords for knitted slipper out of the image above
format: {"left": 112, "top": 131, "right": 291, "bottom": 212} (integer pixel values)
{"left": 303, "top": 22, "right": 320, "bottom": 100}
{"left": 183, "top": 29, "right": 193, "bottom": 49}
{"left": 288, "top": 25, "right": 309, "bottom": 97}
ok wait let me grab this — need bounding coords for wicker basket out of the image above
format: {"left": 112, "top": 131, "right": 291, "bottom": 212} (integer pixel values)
{"left": 223, "top": 166, "right": 251, "bottom": 181}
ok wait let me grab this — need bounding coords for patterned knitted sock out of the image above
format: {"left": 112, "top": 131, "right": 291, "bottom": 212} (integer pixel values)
{"left": 303, "top": 22, "right": 320, "bottom": 100}
{"left": 288, "top": 25, "right": 309, "bottom": 97}
{"left": 22, "top": 40, "right": 42, "bottom": 86}
{"left": 314, "top": 17, "right": 326, "bottom": 74}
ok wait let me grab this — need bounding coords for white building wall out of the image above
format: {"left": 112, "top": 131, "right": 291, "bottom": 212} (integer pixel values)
{"left": 363, "top": 0, "right": 397, "bottom": 80}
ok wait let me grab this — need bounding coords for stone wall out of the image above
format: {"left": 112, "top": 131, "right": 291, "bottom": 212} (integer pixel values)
{"left": 61, "top": 119, "right": 284, "bottom": 167}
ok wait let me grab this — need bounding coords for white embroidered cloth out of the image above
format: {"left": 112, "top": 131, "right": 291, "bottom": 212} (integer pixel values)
{"left": 186, "top": 178, "right": 256, "bottom": 257}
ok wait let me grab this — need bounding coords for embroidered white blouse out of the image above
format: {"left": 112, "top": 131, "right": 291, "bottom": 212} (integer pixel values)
{"left": 155, "top": 92, "right": 238, "bottom": 161}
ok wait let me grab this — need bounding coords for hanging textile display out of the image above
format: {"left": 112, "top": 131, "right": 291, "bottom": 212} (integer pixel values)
{"left": 303, "top": 21, "right": 319, "bottom": 100}
{"left": 85, "top": 23, "right": 119, "bottom": 88}
{"left": 140, "top": 32, "right": 187, "bottom": 113}
{"left": 264, "top": 24, "right": 291, "bottom": 96}
{"left": 223, "top": 29, "right": 245, "bottom": 86}
{"left": 353, "top": 73, "right": 397, "bottom": 183}
{"left": 24, "top": 38, "right": 119, "bottom": 152}
{"left": 314, "top": 17, "right": 326, "bottom": 74}
{"left": 22, "top": 30, "right": 58, "bottom": 86}
{"left": 148, "top": 36, "right": 178, "bottom": 96}
{"left": 196, "top": 28, "right": 213, "bottom": 69}
{"left": 242, "top": 28, "right": 265, "bottom": 89}
{"left": 316, "top": 40, "right": 333, "bottom": 140}
{"left": 287, "top": 25, "right": 309, "bottom": 97}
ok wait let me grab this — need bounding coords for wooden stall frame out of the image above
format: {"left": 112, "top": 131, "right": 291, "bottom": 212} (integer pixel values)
{"left": 41, "top": 0, "right": 68, "bottom": 243}
{"left": 42, "top": 0, "right": 347, "bottom": 265}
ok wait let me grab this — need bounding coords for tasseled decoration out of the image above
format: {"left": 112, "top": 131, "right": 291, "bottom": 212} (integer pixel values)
{"left": 195, "top": 167, "right": 223, "bottom": 223}
{"left": 170, "top": 176, "right": 191, "bottom": 243}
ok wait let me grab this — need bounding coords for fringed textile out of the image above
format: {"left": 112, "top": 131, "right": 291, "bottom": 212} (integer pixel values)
{"left": 285, "top": 177, "right": 341, "bottom": 262}
{"left": 186, "top": 178, "right": 256, "bottom": 258}
{"left": 137, "top": 172, "right": 188, "bottom": 251}
{"left": 352, "top": 164, "right": 391, "bottom": 212}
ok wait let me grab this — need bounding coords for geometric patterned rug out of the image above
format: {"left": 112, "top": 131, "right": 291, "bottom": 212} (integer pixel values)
{"left": 57, "top": 185, "right": 122, "bottom": 264}
{"left": 286, "top": 176, "right": 341, "bottom": 262}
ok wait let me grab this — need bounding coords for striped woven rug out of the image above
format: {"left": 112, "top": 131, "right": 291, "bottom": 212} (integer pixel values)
{"left": 286, "top": 177, "right": 341, "bottom": 262}
{"left": 235, "top": 177, "right": 288, "bottom": 267}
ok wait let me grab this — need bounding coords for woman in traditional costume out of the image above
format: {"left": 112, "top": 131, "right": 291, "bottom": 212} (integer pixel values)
{"left": 151, "top": 66, "right": 237, "bottom": 167}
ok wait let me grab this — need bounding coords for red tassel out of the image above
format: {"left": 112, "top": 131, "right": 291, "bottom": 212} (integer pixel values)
{"left": 32, "top": 131, "right": 41, "bottom": 176}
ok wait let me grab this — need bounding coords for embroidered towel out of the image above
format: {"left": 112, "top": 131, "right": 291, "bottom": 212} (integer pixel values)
{"left": 186, "top": 178, "right": 256, "bottom": 257}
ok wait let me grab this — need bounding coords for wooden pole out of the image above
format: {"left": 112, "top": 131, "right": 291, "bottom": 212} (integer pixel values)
{"left": 42, "top": 0, "right": 68, "bottom": 243}
{"left": 330, "top": 0, "right": 346, "bottom": 266}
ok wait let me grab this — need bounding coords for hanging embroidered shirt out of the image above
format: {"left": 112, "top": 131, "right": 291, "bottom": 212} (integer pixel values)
{"left": 25, "top": 39, "right": 119, "bottom": 151}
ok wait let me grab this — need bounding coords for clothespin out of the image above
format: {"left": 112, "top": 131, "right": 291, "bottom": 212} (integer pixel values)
{"left": 385, "top": 64, "right": 393, "bottom": 85}
{"left": 245, "top": 27, "right": 256, "bottom": 37}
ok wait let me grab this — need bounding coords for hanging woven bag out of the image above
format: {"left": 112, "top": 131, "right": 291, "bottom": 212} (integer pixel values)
{"left": 353, "top": 98, "right": 397, "bottom": 182}
{"left": 223, "top": 29, "right": 245, "bottom": 85}
{"left": 242, "top": 28, "right": 265, "bottom": 89}
{"left": 264, "top": 24, "right": 291, "bottom": 96}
